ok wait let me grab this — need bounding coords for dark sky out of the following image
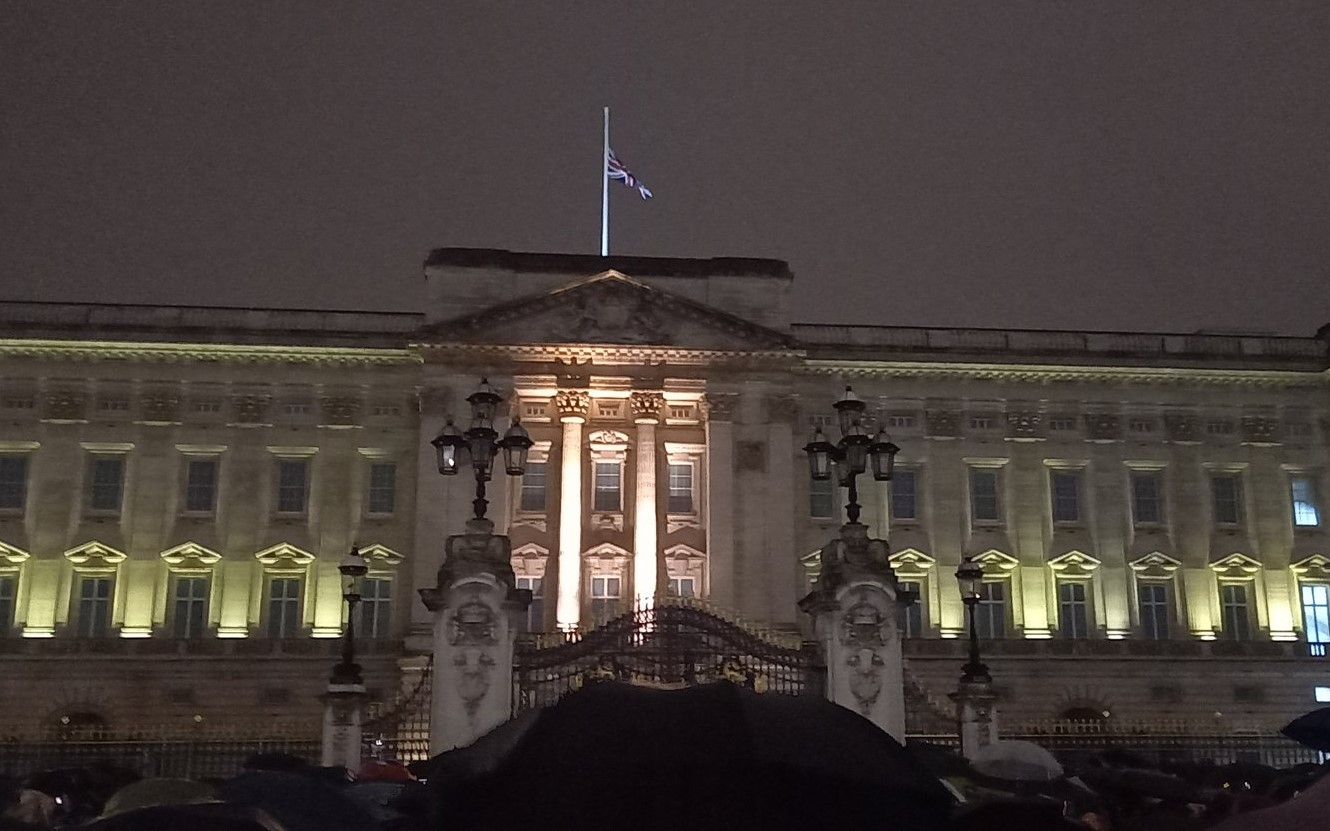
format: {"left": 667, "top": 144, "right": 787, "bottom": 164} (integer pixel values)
{"left": 3, "top": 2, "right": 1329, "bottom": 335}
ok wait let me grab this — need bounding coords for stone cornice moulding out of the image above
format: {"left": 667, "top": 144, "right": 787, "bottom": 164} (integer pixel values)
{"left": 160, "top": 542, "right": 222, "bottom": 569}
{"left": 265, "top": 446, "right": 320, "bottom": 458}
{"left": 175, "top": 444, "right": 228, "bottom": 456}
{"left": 64, "top": 541, "right": 127, "bottom": 569}
{"left": 359, "top": 543, "right": 405, "bottom": 569}
{"left": 0, "top": 541, "right": 30, "bottom": 565}
{"left": 0, "top": 339, "right": 419, "bottom": 367}
{"left": 1291, "top": 554, "right": 1330, "bottom": 580}
{"left": 416, "top": 342, "right": 802, "bottom": 368}
{"left": 972, "top": 549, "right": 1020, "bottom": 573}
{"left": 511, "top": 543, "right": 550, "bottom": 577}
{"left": 801, "top": 360, "right": 1329, "bottom": 389}
{"left": 0, "top": 441, "right": 40, "bottom": 453}
{"left": 663, "top": 543, "right": 706, "bottom": 562}
{"left": 888, "top": 548, "right": 936, "bottom": 580}
{"left": 254, "top": 543, "right": 315, "bottom": 570}
{"left": 1129, "top": 551, "right": 1182, "bottom": 578}
{"left": 1048, "top": 550, "right": 1102, "bottom": 578}
{"left": 79, "top": 442, "right": 135, "bottom": 454}
{"left": 1210, "top": 552, "right": 1262, "bottom": 579}
{"left": 583, "top": 542, "right": 631, "bottom": 565}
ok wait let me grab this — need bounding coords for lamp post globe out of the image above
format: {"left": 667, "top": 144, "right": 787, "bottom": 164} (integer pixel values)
{"left": 802, "top": 384, "right": 898, "bottom": 525}
{"left": 435, "top": 378, "right": 530, "bottom": 521}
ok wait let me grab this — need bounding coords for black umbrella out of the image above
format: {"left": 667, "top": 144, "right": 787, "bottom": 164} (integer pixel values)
{"left": 220, "top": 771, "right": 377, "bottom": 831}
{"left": 432, "top": 680, "right": 954, "bottom": 831}
{"left": 1281, "top": 706, "right": 1330, "bottom": 752}
{"left": 80, "top": 801, "right": 286, "bottom": 831}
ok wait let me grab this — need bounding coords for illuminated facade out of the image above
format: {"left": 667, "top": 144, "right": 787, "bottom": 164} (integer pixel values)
{"left": 0, "top": 248, "right": 1327, "bottom": 734}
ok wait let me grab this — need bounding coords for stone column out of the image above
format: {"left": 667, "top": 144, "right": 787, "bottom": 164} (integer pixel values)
{"left": 555, "top": 391, "right": 588, "bottom": 631}
{"left": 950, "top": 677, "right": 1000, "bottom": 759}
{"left": 321, "top": 683, "right": 369, "bottom": 769}
{"left": 799, "top": 523, "right": 907, "bottom": 741}
{"left": 421, "top": 518, "right": 530, "bottom": 755}
{"left": 703, "top": 393, "right": 738, "bottom": 607}
{"left": 631, "top": 393, "right": 663, "bottom": 607}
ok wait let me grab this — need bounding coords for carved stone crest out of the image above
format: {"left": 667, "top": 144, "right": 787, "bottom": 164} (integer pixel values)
{"left": 571, "top": 286, "right": 668, "bottom": 344}
{"left": 926, "top": 409, "right": 960, "bottom": 438}
{"left": 1164, "top": 412, "right": 1199, "bottom": 444}
{"left": 1084, "top": 413, "right": 1121, "bottom": 442}
{"left": 837, "top": 586, "right": 895, "bottom": 717}
{"left": 1240, "top": 416, "right": 1280, "bottom": 445}
{"left": 811, "top": 523, "right": 895, "bottom": 594}
{"left": 320, "top": 396, "right": 362, "bottom": 427}
{"left": 1006, "top": 411, "right": 1043, "bottom": 440}
{"left": 44, "top": 392, "right": 87, "bottom": 422}
{"left": 436, "top": 518, "right": 516, "bottom": 593}
{"left": 700, "top": 393, "right": 738, "bottom": 422}
{"left": 231, "top": 395, "right": 271, "bottom": 425}
{"left": 141, "top": 394, "right": 179, "bottom": 424}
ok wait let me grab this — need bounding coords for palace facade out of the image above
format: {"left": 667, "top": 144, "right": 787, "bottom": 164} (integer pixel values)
{"left": 1, "top": 248, "right": 1327, "bottom": 735}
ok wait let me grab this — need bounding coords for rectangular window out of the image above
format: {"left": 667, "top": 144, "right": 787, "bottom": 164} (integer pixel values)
{"left": 1128, "top": 419, "right": 1156, "bottom": 434}
{"left": 1138, "top": 582, "right": 1170, "bottom": 640}
{"left": 184, "top": 459, "right": 218, "bottom": 513}
{"left": 590, "top": 575, "right": 621, "bottom": 625}
{"left": 266, "top": 577, "right": 302, "bottom": 638}
{"left": 976, "top": 581, "right": 1006, "bottom": 639}
{"left": 1302, "top": 583, "right": 1330, "bottom": 657}
{"left": 0, "top": 456, "right": 28, "bottom": 510}
{"left": 1050, "top": 472, "right": 1081, "bottom": 523}
{"left": 1317, "top": 686, "right": 1330, "bottom": 703}
{"left": 898, "top": 580, "right": 923, "bottom": 637}
{"left": 358, "top": 577, "right": 392, "bottom": 639}
{"left": 669, "top": 576, "right": 697, "bottom": 598}
{"left": 891, "top": 470, "right": 918, "bottom": 521}
{"left": 1058, "top": 581, "right": 1091, "bottom": 638}
{"left": 1220, "top": 583, "right": 1251, "bottom": 641}
{"left": 89, "top": 457, "right": 125, "bottom": 512}
{"left": 593, "top": 462, "right": 621, "bottom": 512}
{"left": 1212, "top": 475, "right": 1242, "bottom": 525}
{"left": 1049, "top": 417, "right": 1077, "bottom": 432}
{"left": 1131, "top": 471, "right": 1163, "bottom": 525}
{"left": 517, "top": 576, "right": 544, "bottom": 633}
{"left": 809, "top": 477, "right": 835, "bottom": 519}
{"left": 368, "top": 463, "right": 396, "bottom": 515}
{"left": 667, "top": 463, "right": 694, "bottom": 513}
{"left": 1292, "top": 476, "right": 1321, "bottom": 527}
{"left": 520, "top": 461, "right": 547, "bottom": 511}
{"left": 0, "top": 575, "right": 14, "bottom": 633}
{"left": 172, "top": 576, "right": 209, "bottom": 639}
{"left": 970, "top": 469, "right": 1001, "bottom": 523}
{"left": 276, "top": 460, "right": 308, "bottom": 514}
{"left": 77, "top": 576, "right": 113, "bottom": 638}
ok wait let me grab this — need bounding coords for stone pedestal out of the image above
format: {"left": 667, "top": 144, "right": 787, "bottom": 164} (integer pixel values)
{"left": 420, "top": 518, "right": 531, "bottom": 756}
{"left": 320, "top": 684, "right": 369, "bottom": 770}
{"left": 950, "top": 676, "right": 1000, "bottom": 759}
{"left": 799, "top": 522, "right": 908, "bottom": 741}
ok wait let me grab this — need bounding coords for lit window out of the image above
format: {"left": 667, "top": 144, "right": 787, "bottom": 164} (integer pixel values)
{"left": 590, "top": 575, "right": 621, "bottom": 625}
{"left": 593, "top": 462, "right": 621, "bottom": 512}
{"left": 517, "top": 576, "right": 544, "bottom": 633}
{"left": 520, "top": 462, "right": 547, "bottom": 512}
{"left": 1138, "top": 583, "right": 1170, "bottom": 640}
{"left": 368, "top": 463, "right": 396, "bottom": 515}
{"left": 172, "top": 576, "right": 209, "bottom": 639}
{"left": 358, "top": 578, "right": 392, "bottom": 639}
{"left": 267, "top": 577, "right": 302, "bottom": 638}
{"left": 1302, "top": 583, "right": 1329, "bottom": 657}
{"left": 891, "top": 470, "right": 917, "bottom": 521}
{"left": 898, "top": 580, "right": 923, "bottom": 637}
{"left": 1220, "top": 583, "right": 1251, "bottom": 641}
{"left": 1292, "top": 476, "right": 1321, "bottom": 527}
{"left": 0, "top": 456, "right": 28, "bottom": 511}
{"left": 0, "top": 575, "right": 15, "bottom": 633}
{"left": 1316, "top": 686, "right": 1330, "bottom": 703}
{"left": 89, "top": 457, "right": 125, "bottom": 512}
{"left": 76, "top": 576, "right": 113, "bottom": 638}
{"left": 1050, "top": 471, "right": 1081, "bottom": 523}
{"left": 667, "top": 463, "right": 694, "bottom": 513}
{"left": 1131, "top": 471, "right": 1163, "bottom": 525}
{"left": 669, "top": 576, "right": 696, "bottom": 598}
{"left": 276, "top": 460, "right": 308, "bottom": 514}
{"left": 976, "top": 581, "right": 1006, "bottom": 639}
{"left": 184, "top": 459, "right": 218, "bottom": 513}
{"left": 1212, "top": 475, "right": 1242, "bottom": 525}
{"left": 809, "top": 477, "right": 835, "bottom": 519}
{"left": 970, "top": 470, "right": 1001, "bottom": 523}
{"left": 1058, "top": 581, "right": 1091, "bottom": 638}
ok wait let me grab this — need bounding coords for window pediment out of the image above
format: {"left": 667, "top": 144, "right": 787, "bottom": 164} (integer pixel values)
{"left": 1048, "top": 550, "right": 1101, "bottom": 578}
{"left": 1291, "top": 554, "right": 1330, "bottom": 581}
{"left": 359, "top": 543, "right": 405, "bottom": 569}
{"left": 0, "top": 541, "right": 29, "bottom": 565}
{"left": 1210, "top": 552, "right": 1261, "bottom": 579}
{"left": 1129, "top": 551, "right": 1181, "bottom": 578}
{"left": 511, "top": 543, "right": 550, "bottom": 577}
{"left": 971, "top": 549, "right": 1019, "bottom": 574}
{"left": 160, "top": 542, "right": 221, "bottom": 570}
{"left": 888, "top": 548, "right": 935, "bottom": 579}
{"left": 64, "top": 541, "right": 126, "bottom": 569}
{"left": 583, "top": 543, "right": 631, "bottom": 566}
{"left": 254, "top": 543, "right": 315, "bottom": 570}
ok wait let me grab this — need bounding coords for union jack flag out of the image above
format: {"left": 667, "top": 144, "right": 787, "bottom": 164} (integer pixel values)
{"left": 606, "top": 149, "right": 653, "bottom": 199}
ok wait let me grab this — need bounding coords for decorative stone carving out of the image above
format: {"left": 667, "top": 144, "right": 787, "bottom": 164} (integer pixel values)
{"left": 700, "top": 393, "right": 738, "bottom": 422}
{"left": 570, "top": 285, "right": 669, "bottom": 344}
{"left": 1164, "top": 412, "right": 1200, "bottom": 443}
{"left": 1005, "top": 411, "right": 1043, "bottom": 440}
{"left": 839, "top": 589, "right": 893, "bottom": 717}
{"left": 925, "top": 409, "right": 960, "bottom": 438}
{"left": 554, "top": 390, "right": 590, "bottom": 420}
{"left": 320, "top": 396, "right": 362, "bottom": 427}
{"left": 44, "top": 392, "right": 87, "bottom": 422}
{"left": 809, "top": 523, "right": 895, "bottom": 594}
{"left": 231, "top": 395, "right": 271, "bottom": 425}
{"left": 1240, "top": 416, "right": 1280, "bottom": 445}
{"left": 434, "top": 518, "right": 516, "bottom": 594}
{"left": 140, "top": 393, "right": 179, "bottom": 424}
{"left": 629, "top": 391, "right": 664, "bottom": 423}
{"left": 735, "top": 440, "right": 766, "bottom": 472}
{"left": 951, "top": 677, "right": 1000, "bottom": 760}
{"left": 447, "top": 586, "right": 500, "bottom": 722}
{"left": 1084, "top": 413, "right": 1121, "bottom": 442}
{"left": 765, "top": 395, "right": 799, "bottom": 424}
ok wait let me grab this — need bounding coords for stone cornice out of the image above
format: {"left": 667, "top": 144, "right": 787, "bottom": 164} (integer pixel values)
{"left": 800, "top": 359, "right": 1329, "bottom": 389}
{"left": 415, "top": 341, "right": 802, "bottom": 367}
{"left": 0, "top": 339, "right": 420, "bottom": 367}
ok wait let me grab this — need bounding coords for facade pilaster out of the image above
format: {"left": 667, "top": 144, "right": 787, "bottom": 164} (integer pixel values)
{"left": 702, "top": 392, "right": 738, "bottom": 608}
{"left": 555, "top": 390, "right": 588, "bottom": 630}
{"left": 766, "top": 394, "right": 799, "bottom": 625}
{"left": 631, "top": 392, "right": 663, "bottom": 606}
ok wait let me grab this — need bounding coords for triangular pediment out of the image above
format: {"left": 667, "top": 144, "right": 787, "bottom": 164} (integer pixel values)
{"left": 1129, "top": 551, "right": 1182, "bottom": 578}
{"left": 1210, "top": 552, "right": 1261, "bottom": 579}
{"left": 971, "top": 549, "right": 1019, "bottom": 573}
{"left": 360, "top": 543, "right": 405, "bottom": 568}
{"left": 1048, "top": 550, "right": 1101, "bottom": 577}
{"left": 1291, "top": 553, "right": 1330, "bottom": 579}
{"left": 254, "top": 543, "right": 315, "bottom": 569}
{"left": 64, "top": 541, "right": 126, "bottom": 568}
{"left": 419, "top": 271, "right": 797, "bottom": 352}
{"left": 160, "top": 542, "right": 221, "bottom": 569}
{"left": 888, "top": 548, "right": 935, "bottom": 579}
{"left": 0, "top": 540, "right": 29, "bottom": 565}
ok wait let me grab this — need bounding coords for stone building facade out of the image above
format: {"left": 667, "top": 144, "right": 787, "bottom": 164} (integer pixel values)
{"left": 0, "top": 248, "right": 1327, "bottom": 735}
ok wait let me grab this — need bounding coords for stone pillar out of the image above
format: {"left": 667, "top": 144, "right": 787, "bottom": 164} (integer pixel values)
{"left": 950, "top": 677, "right": 1000, "bottom": 759}
{"left": 631, "top": 392, "right": 663, "bottom": 607}
{"left": 703, "top": 393, "right": 738, "bottom": 608}
{"left": 555, "top": 391, "right": 588, "bottom": 630}
{"left": 421, "top": 518, "right": 530, "bottom": 755}
{"left": 799, "top": 523, "right": 907, "bottom": 741}
{"left": 321, "top": 684, "right": 369, "bottom": 769}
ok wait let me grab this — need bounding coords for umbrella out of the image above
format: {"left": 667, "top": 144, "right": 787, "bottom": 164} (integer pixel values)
{"left": 101, "top": 777, "right": 218, "bottom": 816}
{"left": 431, "top": 680, "right": 955, "bottom": 831}
{"left": 1281, "top": 707, "right": 1330, "bottom": 752}
{"left": 1206, "top": 769, "right": 1330, "bottom": 831}
{"left": 949, "top": 798, "right": 1087, "bottom": 831}
{"left": 220, "top": 771, "right": 378, "bottom": 831}
{"left": 81, "top": 801, "right": 287, "bottom": 831}
{"left": 970, "top": 740, "right": 1065, "bottom": 782}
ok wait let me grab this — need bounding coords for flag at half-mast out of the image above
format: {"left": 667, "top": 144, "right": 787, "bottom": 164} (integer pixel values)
{"left": 606, "top": 149, "right": 653, "bottom": 199}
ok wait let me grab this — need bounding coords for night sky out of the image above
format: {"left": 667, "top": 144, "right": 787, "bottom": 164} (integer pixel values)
{"left": 3, "top": 2, "right": 1329, "bottom": 335}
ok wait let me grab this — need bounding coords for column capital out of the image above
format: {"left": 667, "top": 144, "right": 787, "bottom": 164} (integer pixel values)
{"left": 630, "top": 391, "right": 665, "bottom": 424}
{"left": 555, "top": 390, "right": 590, "bottom": 422}
{"left": 701, "top": 392, "right": 738, "bottom": 422}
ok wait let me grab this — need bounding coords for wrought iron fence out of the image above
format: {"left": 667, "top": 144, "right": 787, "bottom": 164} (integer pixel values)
{"left": 361, "top": 657, "right": 433, "bottom": 763}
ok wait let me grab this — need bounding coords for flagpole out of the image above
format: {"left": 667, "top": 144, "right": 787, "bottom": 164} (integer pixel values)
{"left": 601, "top": 105, "right": 610, "bottom": 257}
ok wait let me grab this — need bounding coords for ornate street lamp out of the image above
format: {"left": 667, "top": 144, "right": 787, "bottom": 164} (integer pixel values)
{"left": 430, "top": 378, "right": 533, "bottom": 520}
{"left": 955, "top": 557, "right": 991, "bottom": 683}
{"left": 802, "top": 385, "right": 900, "bottom": 524}
{"left": 331, "top": 546, "right": 369, "bottom": 685}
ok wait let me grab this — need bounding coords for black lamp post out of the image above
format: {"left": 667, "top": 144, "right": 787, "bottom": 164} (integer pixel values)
{"left": 955, "top": 557, "right": 991, "bottom": 683}
{"left": 430, "top": 378, "right": 533, "bottom": 520}
{"left": 803, "top": 385, "right": 900, "bottom": 524}
{"left": 331, "top": 546, "right": 369, "bottom": 685}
